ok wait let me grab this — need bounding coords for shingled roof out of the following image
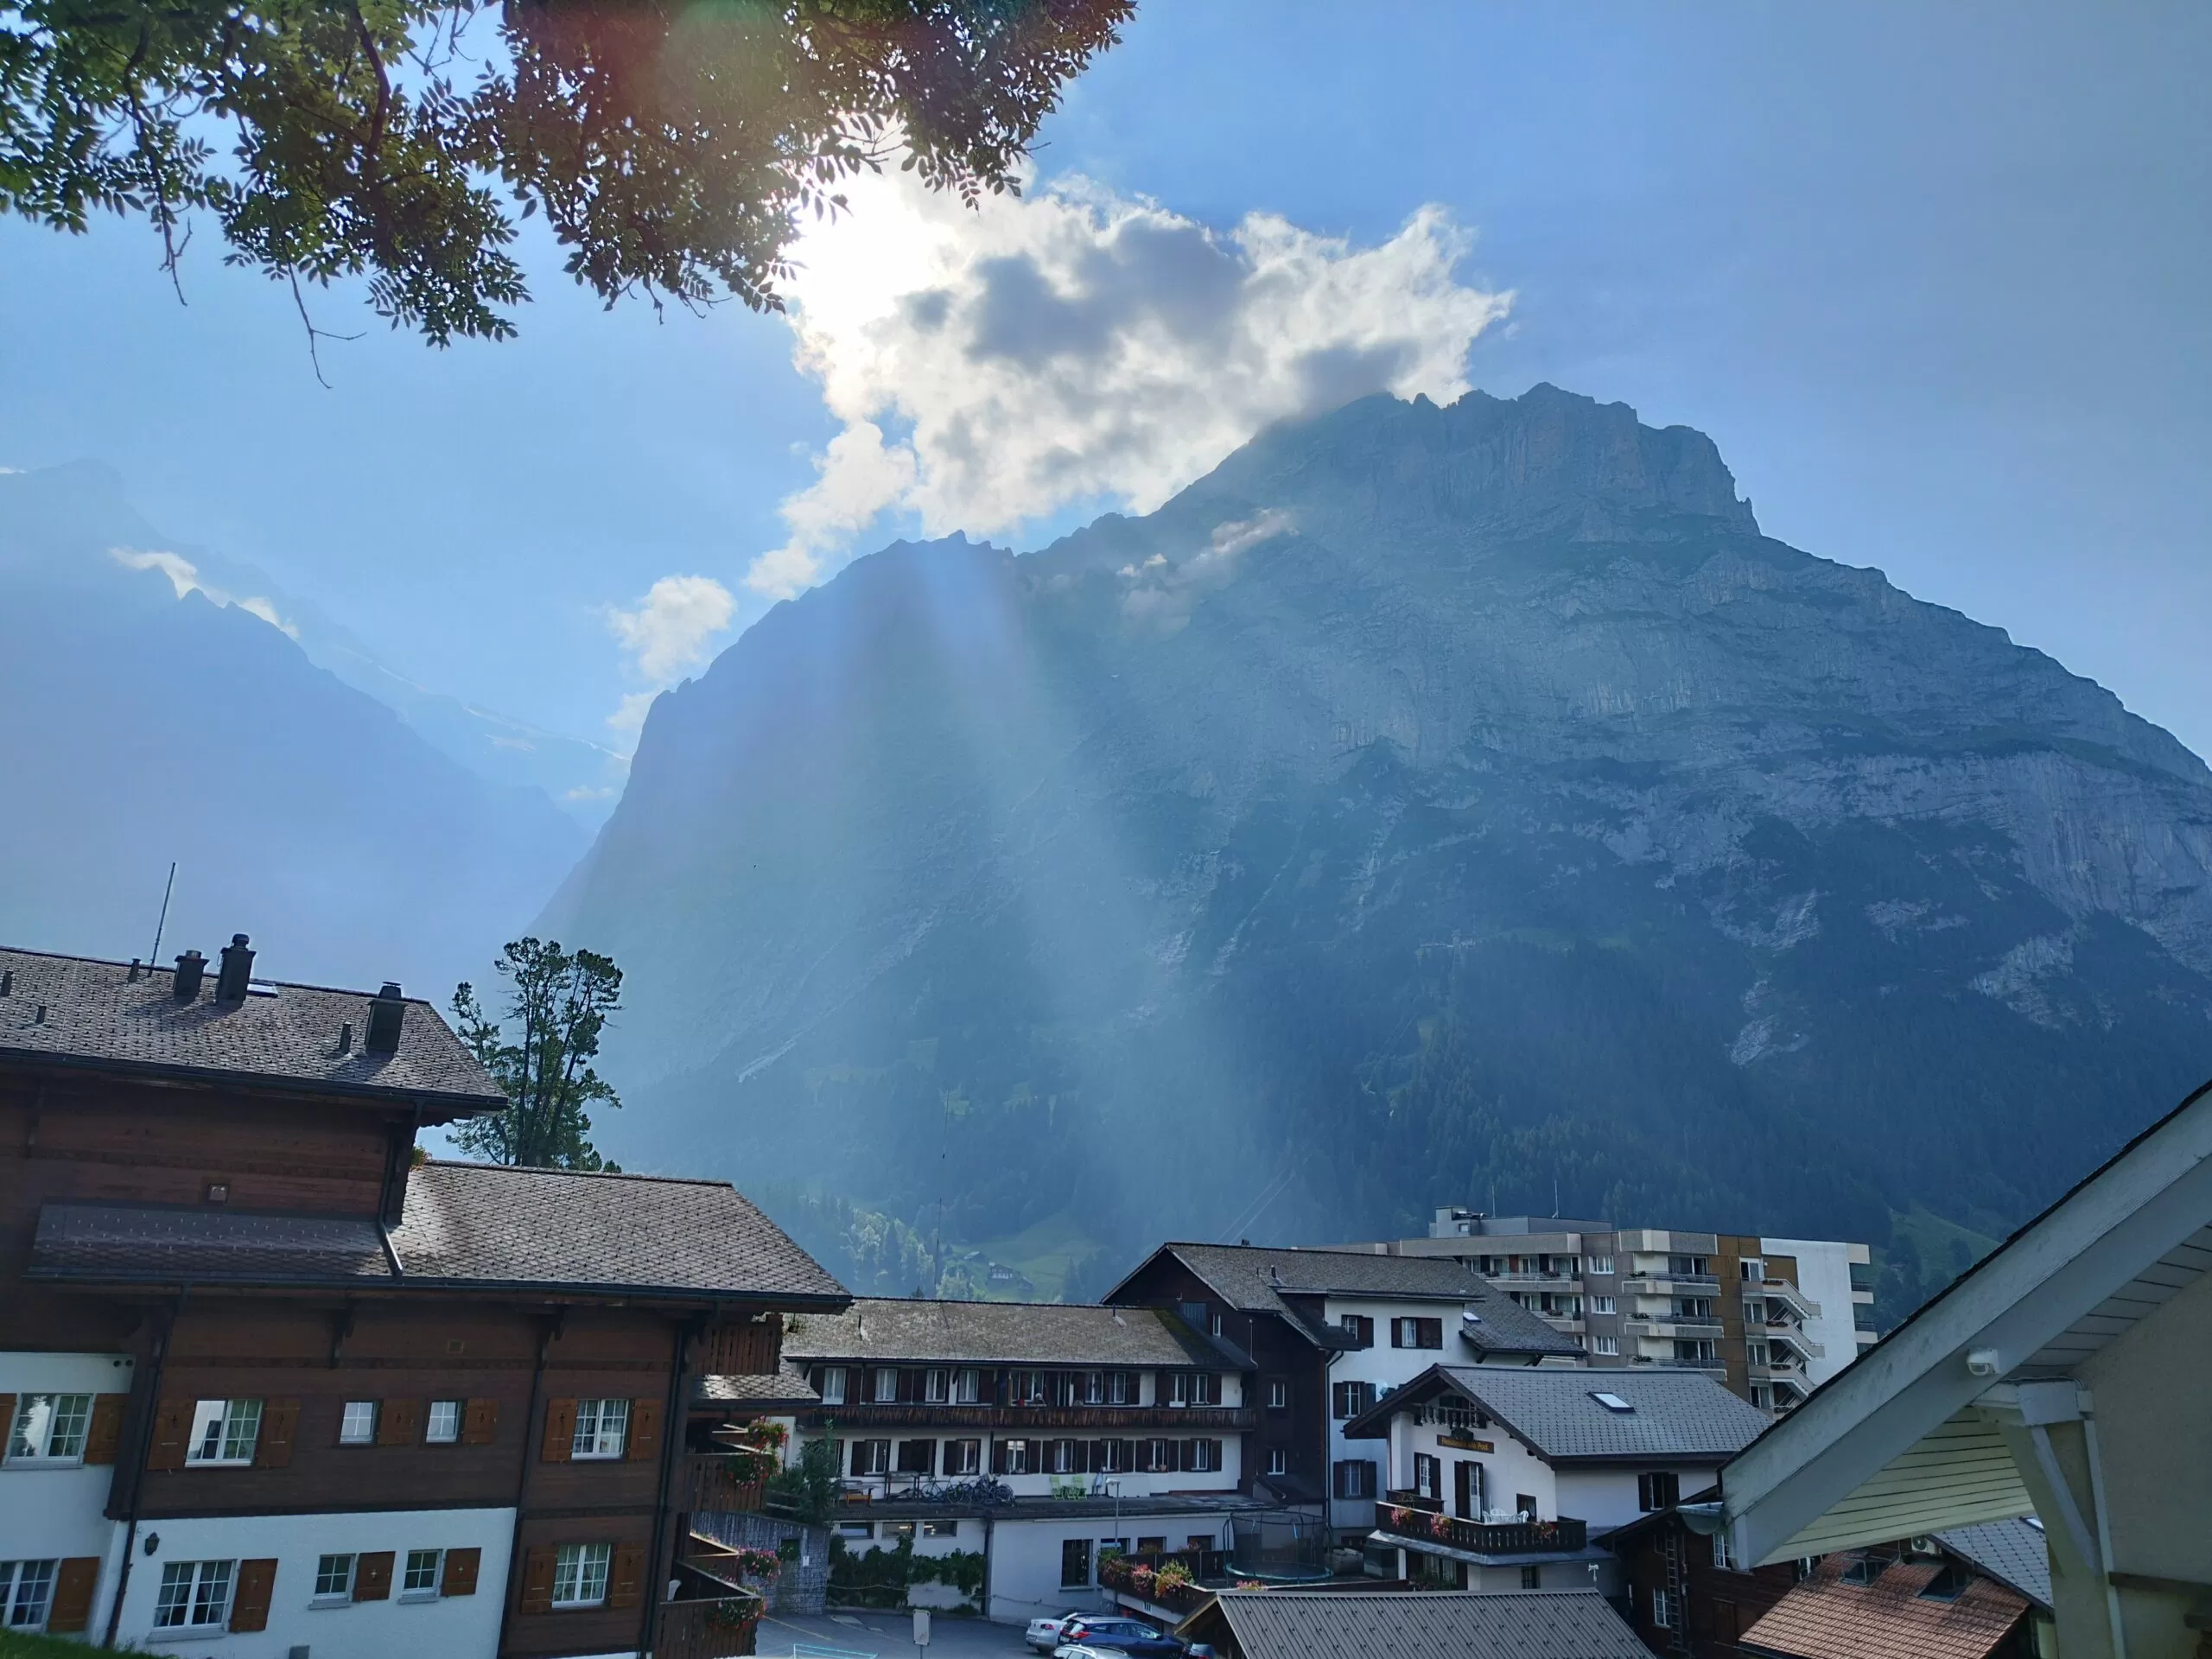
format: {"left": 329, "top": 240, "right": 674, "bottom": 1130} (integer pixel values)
{"left": 0, "top": 944, "right": 505, "bottom": 1116}
{"left": 1345, "top": 1364, "right": 1771, "bottom": 1464}
{"left": 781, "top": 1296, "right": 1221, "bottom": 1367}
{"left": 29, "top": 1160, "right": 849, "bottom": 1305}
{"left": 1176, "top": 1590, "right": 1649, "bottom": 1659}
{"left": 1112, "top": 1243, "right": 1580, "bottom": 1357}
{"left": 1934, "top": 1519, "right": 2051, "bottom": 1611}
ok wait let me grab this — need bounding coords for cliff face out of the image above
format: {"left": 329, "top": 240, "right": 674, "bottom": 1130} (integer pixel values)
{"left": 550, "top": 386, "right": 2212, "bottom": 1265}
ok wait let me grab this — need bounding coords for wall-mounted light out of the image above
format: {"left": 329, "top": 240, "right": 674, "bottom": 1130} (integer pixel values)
{"left": 143, "top": 1533, "right": 161, "bottom": 1556}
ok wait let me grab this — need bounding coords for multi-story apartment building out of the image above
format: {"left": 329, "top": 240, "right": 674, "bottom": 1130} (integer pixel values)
{"left": 1356, "top": 1211, "right": 1877, "bottom": 1412}
{"left": 0, "top": 938, "right": 846, "bottom": 1656}
{"left": 1103, "top": 1243, "right": 1582, "bottom": 1541}
{"left": 778, "top": 1297, "right": 1268, "bottom": 1624}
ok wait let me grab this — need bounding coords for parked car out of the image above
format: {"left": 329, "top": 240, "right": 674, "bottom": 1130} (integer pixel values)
{"left": 1056, "top": 1616, "right": 1185, "bottom": 1656}
{"left": 1027, "top": 1611, "right": 1087, "bottom": 1652}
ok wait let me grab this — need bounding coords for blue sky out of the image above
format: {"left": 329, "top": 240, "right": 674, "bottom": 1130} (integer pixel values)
{"left": 3, "top": 1, "right": 2206, "bottom": 759}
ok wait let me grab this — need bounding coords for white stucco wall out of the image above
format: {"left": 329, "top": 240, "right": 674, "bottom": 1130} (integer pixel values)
{"left": 1320, "top": 1295, "right": 1497, "bottom": 1527}
{"left": 1764, "top": 1237, "right": 1861, "bottom": 1387}
{"left": 0, "top": 1349, "right": 137, "bottom": 1632}
{"left": 110, "top": 1504, "right": 512, "bottom": 1659}
{"left": 982, "top": 1510, "right": 1234, "bottom": 1626}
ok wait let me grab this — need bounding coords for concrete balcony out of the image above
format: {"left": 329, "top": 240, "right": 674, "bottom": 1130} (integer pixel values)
{"left": 1752, "top": 1280, "right": 1821, "bottom": 1322}
{"left": 1622, "top": 1274, "right": 1719, "bottom": 1295}
{"left": 1625, "top": 1318, "right": 1725, "bottom": 1339}
{"left": 1765, "top": 1322, "right": 1825, "bottom": 1361}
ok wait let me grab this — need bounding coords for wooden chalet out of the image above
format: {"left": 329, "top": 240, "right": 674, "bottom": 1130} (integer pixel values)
{"left": 0, "top": 938, "right": 848, "bottom": 1657}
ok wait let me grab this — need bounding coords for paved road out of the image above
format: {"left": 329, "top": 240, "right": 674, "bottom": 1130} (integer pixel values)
{"left": 756, "top": 1609, "right": 1042, "bottom": 1657}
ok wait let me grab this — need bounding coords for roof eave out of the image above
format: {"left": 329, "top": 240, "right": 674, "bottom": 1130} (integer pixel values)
{"left": 24, "top": 1265, "right": 852, "bottom": 1307}
{"left": 0, "top": 1044, "right": 509, "bottom": 1122}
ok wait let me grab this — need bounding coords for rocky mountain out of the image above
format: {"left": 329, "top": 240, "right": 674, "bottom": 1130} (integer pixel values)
{"left": 0, "top": 462, "right": 587, "bottom": 1003}
{"left": 547, "top": 386, "right": 2212, "bottom": 1298}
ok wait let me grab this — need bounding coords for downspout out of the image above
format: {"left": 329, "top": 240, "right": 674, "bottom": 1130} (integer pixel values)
{"left": 496, "top": 1308, "right": 563, "bottom": 1657}
{"left": 105, "top": 1287, "right": 187, "bottom": 1649}
{"left": 2082, "top": 1402, "right": 2130, "bottom": 1659}
{"left": 639, "top": 1313, "right": 701, "bottom": 1657}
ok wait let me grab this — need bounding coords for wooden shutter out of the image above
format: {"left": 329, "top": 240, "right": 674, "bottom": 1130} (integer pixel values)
{"left": 255, "top": 1398, "right": 300, "bottom": 1468}
{"left": 989, "top": 1440, "right": 1007, "bottom": 1476}
{"left": 47, "top": 1559, "right": 99, "bottom": 1633}
{"left": 0, "top": 1395, "right": 14, "bottom": 1449}
{"left": 608, "top": 1541, "right": 645, "bottom": 1610}
{"left": 442, "top": 1546, "right": 482, "bottom": 1598}
{"left": 518, "top": 1547, "right": 555, "bottom": 1615}
{"left": 379, "top": 1397, "right": 423, "bottom": 1446}
{"left": 229, "top": 1559, "right": 277, "bottom": 1631}
{"left": 84, "top": 1394, "right": 126, "bottom": 1465}
{"left": 147, "top": 1398, "right": 194, "bottom": 1471}
{"left": 461, "top": 1397, "right": 499, "bottom": 1445}
{"left": 541, "top": 1398, "right": 576, "bottom": 1462}
{"left": 353, "top": 1551, "right": 394, "bottom": 1601}
{"left": 626, "top": 1397, "right": 662, "bottom": 1463}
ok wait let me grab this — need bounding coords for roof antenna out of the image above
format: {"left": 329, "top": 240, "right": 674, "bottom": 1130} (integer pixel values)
{"left": 148, "top": 861, "right": 177, "bottom": 972}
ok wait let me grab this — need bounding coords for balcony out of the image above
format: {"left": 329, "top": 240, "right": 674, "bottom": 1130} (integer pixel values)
{"left": 1754, "top": 1281, "right": 1821, "bottom": 1322}
{"left": 1374, "top": 1504, "right": 1588, "bottom": 1558}
{"left": 685, "top": 1453, "right": 767, "bottom": 1515}
{"left": 660, "top": 1549, "right": 765, "bottom": 1658}
{"left": 798, "top": 1402, "right": 1255, "bottom": 1432}
{"left": 1625, "top": 1318, "right": 1725, "bottom": 1339}
{"left": 1098, "top": 1549, "right": 1231, "bottom": 1617}
{"left": 1622, "top": 1274, "right": 1719, "bottom": 1294}
{"left": 1765, "top": 1323, "right": 1825, "bottom": 1361}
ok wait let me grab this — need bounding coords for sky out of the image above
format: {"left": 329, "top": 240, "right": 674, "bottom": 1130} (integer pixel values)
{"left": 2, "top": 1, "right": 2206, "bottom": 763}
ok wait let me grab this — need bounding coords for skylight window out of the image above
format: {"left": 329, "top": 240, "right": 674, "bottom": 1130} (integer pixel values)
{"left": 1592, "top": 1391, "right": 1635, "bottom": 1414}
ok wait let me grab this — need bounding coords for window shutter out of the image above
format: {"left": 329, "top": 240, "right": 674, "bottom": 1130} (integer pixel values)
{"left": 229, "top": 1559, "right": 277, "bottom": 1630}
{"left": 353, "top": 1551, "right": 394, "bottom": 1601}
{"left": 379, "top": 1398, "right": 423, "bottom": 1446}
{"left": 84, "top": 1394, "right": 127, "bottom": 1465}
{"left": 147, "top": 1397, "right": 193, "bottom": 1471}
{"left": 608, "top": 1541, "right": 645, "bottom": 1610}
{"left": 0, "top": 1395, "right": 13, "bottom": 1446}
{"left": 442, "top": 1546, "right": 483, "bottom": 1598}
{"left": 519, "top": 1547, "right": 555, "bottom": 1615}
{"left": 627, "top": 1397, "right": 662, "bottom": 1463}
{"left": 461, "top": 1397, "right": 499, "bottom": 1445}
{"left": 1208, "top": 1439, "right": 1224, "bottom": 1472}
{"left": 255, "top": 1398, "right": 300, "bottom": 1468}
{"left": 990, "top": 1440, "right": 1008, "bottom": 1476}
{"left": 541, "top": 1399, "right": 577, "bottom": 1462}
{"left": 47, "top": 1559, "right": 99, "bottom": 1633}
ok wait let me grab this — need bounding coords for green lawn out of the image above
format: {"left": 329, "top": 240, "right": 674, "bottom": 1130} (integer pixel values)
{"left": 0, "top": 1632, "right": 108, "bottom": 1656}
{"left": 972, "top": 1208, "right": 1104, "bottom": 1302}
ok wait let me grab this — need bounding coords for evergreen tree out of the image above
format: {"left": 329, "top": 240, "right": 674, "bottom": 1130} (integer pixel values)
{"left": 450, "top": 937, "right": 622, "bottom": 1170}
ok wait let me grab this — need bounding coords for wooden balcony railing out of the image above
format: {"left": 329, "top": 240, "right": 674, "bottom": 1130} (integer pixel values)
{"left": 1097, "top": 1550, "right": 1230, "bottom": 1615}
{"left": 658, "top": 1558, "right": 764, "bottom": 1659}
{"left": 798, "top": 1402, "right": 1255, "bottom": 1431}
{"left": 685, "top": 1452, "right": 767, "bottom": 1514}
{"left": 1374, "top": 1505, "right": 1587, "bottom": 1557}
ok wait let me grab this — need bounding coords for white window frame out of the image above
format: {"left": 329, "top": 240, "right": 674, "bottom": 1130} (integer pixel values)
{"left": 946, "top": 1439, "right": 982, "bottom": 1476}
{"left": 818, "top": 1367, "right": 848, "bottom": 1407}
{"left": 1713, "top": 1531, "right": 1736, "bottom": 1570}
{"left": 312, "top": 1554, "right": 357, "bottom": 1605}
{"left": 1593, "top": 1335, "right": 1621, "bottom": 1357}
{"left": 924, "top": 1369, "right": 950, "bottom": 1404}
{"left": 186, "top": 1399, "right": 262, "bottom": 1466}
{"left": 153, "top": 1559, "right": 235, "bottom": 1629}
{"left": 1266, "top": 1379, "right": 1288, "bottom": 1410}
{"left": 1651, "top": 1586, "right": 1679, "bottom": 1629}
{"left": 1592, "top": 1295, "right": 1617, "bottom": 1315}
{"left": 401, "top": 1548, "right": 445, "bottom": 1600}
{"left": 571, "top": 1398, "right": 631, "bottom": 1460}
{"left": 873, "top": 1367, "right": 899, "bottom": 1403}
{"left": 550, "top": 1543, "right": 610, "bottom": 1611}
{"left": 1, "top": 1560, "right": 59, "bottom": 1631}
{"left": 952, "top": 1368, "right": 981, "bottom": 1405}
{"left": 425, "top": 1401, "right": 462, "bottom": 1444}
{"left": 7, "top": 1395, "right": 92, "bottom": 1465}
{"left": 1266, "top": 1447, "right": 1287, "bottom": 1477}
{"left": 1588, "top": 1255, "right": 1615, "bottom": 1275}
{"left": 340, "top": 1401, "right": 378, "bottom": 1446}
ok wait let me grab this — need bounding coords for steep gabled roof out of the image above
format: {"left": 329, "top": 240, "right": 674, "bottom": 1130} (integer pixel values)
{"left": 1735, "top": 1554, "right": 2031, "bottom": 1659}
{"left": 1175, "top": 1589, "right": 1648, "bottom": 1659}
{"left": 1109, "top": 1242, "right": 1580, "bottom": 1357}
{"left": 29, "top": 1160, "right": 849, "bottom": 1305}
{"left": 1344, "top": 1364, "right": 1770, "bottom": 1464}
{"left": 780, "top": 1296, "right": 1221, "bottom": 1367}
{"left": 0, "top": 944, "right": 505, "bottom": 1116}
{"left": 1934, "top": 1519, "right": 2051, "bottom": 1611}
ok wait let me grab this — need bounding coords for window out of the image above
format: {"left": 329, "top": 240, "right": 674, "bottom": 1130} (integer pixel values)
{"left": 1141, "top": 1440, "right": 1174, "bottom": 1473}
{"left": 1741, "top": 1259, "right": 1765, "bottom": 1281}
{"left": 874, "top": 1367, "right": 900, "bottom": 1403}
{"left": 425, "top": 1401, "right": 461, "bottom": 1444}
{"left": 1591, "top": 1295, "right": 1616, "bottom": 1315}
{"left": 1095, "top": 1439, "right": 1129, "bottom": 1473}
{"left": 1332, "top": 1459, "right": 1375, "bottom": 1500}
{"left": 1675, "top": 1339, "right": 1719, "bottom": 1364}
{"left": 1918, "top": 1564, "right": 1973, "bottom": 1603}
{"left": 921, "top": 1519, "right": 958, "bottom": 1539}
{"left": 1712, "top": 1532, "right": 1735, "bottom": 1571}
{"left": 1169, "top": 1372, "right": 1219, "bottom": 1407}
{"left": 313, "top": 1554, "right": 356, "bottom": 1603}
{"left": 550, "top": 1543, "right": 610, "bottom": 1610}
{"left": 187, "top": 1399, "right": 262, "bottom": 1465}
{"left": 402, "top": 1549, "right": 444, "bottom": 1598}
{"left": 1588, "top": 1255, "right": 1615, "bottom": 1275}
{"left": 1209, "top": 1313, "right": 1224, "bottom": 1337}
{"left": 1747, "top": 1339, "right": 1770, "bottom": 1366}
{"left": 7, "top": 1395, "right": 91, "bottom": 1464}
{"left": 1591, "top": 1391, "right": 1635, "bottom": 1414}
{"left": 850, "top": 1440, "right": 892, "bottom": 1477}
{"left": 922, "top": 1369, "right": 949, "bottom": 1403}
{"left": 817, "top": 1367, "right": 848, "bottom": 1406}
{"left": 1390, "top": 1318, "right": 1443, "bottom": 1349}
{"left": 1266, "top": 1448, "right": 1287, "bottom": 1477}
{"left": 945, "top": 1439, "right": 982, "bottom": 1476}
{"left": 340, "top": 1401, "right": 378, "bottom": 1445}
{"left": 896, "top": 1440, "right": 935, "bottom": 1476}
{"left": 1651, "top": 1586, "right": 1678, "bottom": 1630}
{"left": 1184, "top": 1439, "right": 1221, "bottom": 1472}
{"left": 1009, "top": 1370, "right": 1047, "bottom": 1405}
{"left": 996, "top": 1439, "right": 1033, "bottom": 1476}
{"left": 1105, "top": 1370, "right": 1135, "bottom": 1405}
{"left": 1059, "top": 1539, "right": 1091, "bottom": 1589}
{"left": 836, "top": 1522, "right": 873, "bottom": 1540}
{"left": 1751, "top": 1384, "right": 1773, "bottom": 1409}
{"left": 1668, "top": 1255, "right": 1709, "bottom": 1278}
{"left": 1840, "top": 1554, "right": 1885, "bottom": 1586}
{"left": 1412, "top": 1452, "right": 1440, "bottom": 1502}
{"left": 1637, "top": 1471, "right": 1681, "bottom": 1511}
{"left": 1338, "top": 1313, "right": 1375, "bottom": 1346}
{"left": 154, "top": 1560, "right": 234, "bottom": 1629}
{"left": 1049, "top": 1440, "right": 1082, "bottom": 1475}
{"left": 953, "top": 1368, "right": 982, "bottom": 1404}
{"left": 1521, "top": 1566, "right": 1542, "bottom": 1590}
{"left": 1677, "top": 1297, "right": 1715, "bottom": 1319}
{"left": 1265, "top": 1378, "right": 1288, "bottom": 1411}
{"left": 571, "top": 1399, "right": 631, "bottom": 1459}
{"left": 1332, "top": 1380, "right": 1376, "bottom": 1421}
{"left": 0, "top": 1560, "right": 57, "bottom": 1630}
{"left": 1592, "top": 1335, "right": 1620, "bottom": 1357}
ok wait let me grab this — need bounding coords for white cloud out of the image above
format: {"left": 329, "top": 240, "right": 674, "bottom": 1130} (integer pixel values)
{"left": 1121, "top": 509, "right": 1297, "bottom": 634}
{"left": 607, "top": 575, "right": 737, "bottom": 683}
{"left": 744, "top": 168, "right": 1511, "bottom": 599}
{"left": 111, "top": 546, "right": 299, "bottom": 638}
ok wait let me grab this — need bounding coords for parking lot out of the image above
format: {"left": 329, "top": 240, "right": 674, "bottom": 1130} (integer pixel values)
{"left": 756, "top": 1609, "right": 1044, "bottom": 1656}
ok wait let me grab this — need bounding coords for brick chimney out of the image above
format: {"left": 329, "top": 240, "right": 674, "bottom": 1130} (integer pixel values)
{"left": 365, "top": 982, "right": 406, "bottom": 1053}
{"left": 215, "top": 934, "right": 256, "bottom": 1003}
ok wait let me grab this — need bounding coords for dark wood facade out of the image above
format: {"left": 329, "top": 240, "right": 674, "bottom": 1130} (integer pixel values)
{"left": 1610, "top": 1507, "right": 1799, "bottom": 1657}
